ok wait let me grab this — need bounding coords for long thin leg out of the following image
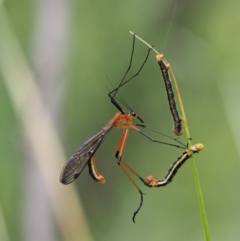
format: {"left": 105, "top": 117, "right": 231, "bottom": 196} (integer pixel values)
{"left": 136, "top": 123, "right": 186, "bottom": 147}
{"left": 118, "top": 162, "right": 144, "bottom": 223}
{"left": 114, "top": 124, "right": 184, "bottom": 161}
{"left": 88, "top": 157, "right": 106, "bottom": 184}
{"left": 120, "top": 160, "right": 144, "bottom": 181}
{"left": 110, "top": 34, "right": 136, "bottom": 99}
{"left": 130, "top": 124, "right": 187, "bottom": 149}
{"left": 115, "top": 128, "right": 129, "bottom": 163}
{"left": 109, "top": 34, "right": 152, "bottom": 107}
{"left": 110, "top": 47, "right": 151, "bottom": 97}
{"left": 115, "top": 128, "right": 144, "bottom": 222}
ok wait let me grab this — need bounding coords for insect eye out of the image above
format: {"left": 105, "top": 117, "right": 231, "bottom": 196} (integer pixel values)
{"left": 131, "top": 111, "right": 136, "bottom": 116}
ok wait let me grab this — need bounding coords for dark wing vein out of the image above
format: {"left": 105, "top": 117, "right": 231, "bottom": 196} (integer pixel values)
{"left": 60, "top": 124, "right": 114, "bottom": 185}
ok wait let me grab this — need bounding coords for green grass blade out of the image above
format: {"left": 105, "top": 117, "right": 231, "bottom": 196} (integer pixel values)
{"left": 169, "top": 68, "right": 211, "bottom": 241}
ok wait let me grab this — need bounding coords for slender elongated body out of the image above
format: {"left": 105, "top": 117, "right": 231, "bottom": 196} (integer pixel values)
{"left": 156, "top": 54, "right": 183, "bottom": 136}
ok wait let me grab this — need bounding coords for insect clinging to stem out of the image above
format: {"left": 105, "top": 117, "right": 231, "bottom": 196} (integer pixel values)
{"left": 60, "top": 33, "right": 203, "bottom": 222}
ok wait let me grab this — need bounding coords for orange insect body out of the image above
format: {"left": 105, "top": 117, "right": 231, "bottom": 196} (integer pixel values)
{"left": 112, "top": 112, "right": 135, "bottom": 128}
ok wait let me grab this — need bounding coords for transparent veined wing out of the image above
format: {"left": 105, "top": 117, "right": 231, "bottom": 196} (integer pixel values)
{"left": 60, "top": 124, "right": 114, "bottom": 185}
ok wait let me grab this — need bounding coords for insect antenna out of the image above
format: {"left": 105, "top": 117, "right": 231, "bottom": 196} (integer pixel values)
{"left": 106, "top": 83, "right": 132, "bottom": 111}
{"left": 107, "top": 80, "right": 144, "bottom": 123}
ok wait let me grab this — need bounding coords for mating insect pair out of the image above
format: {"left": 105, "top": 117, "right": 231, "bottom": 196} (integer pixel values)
{"left": 60, "top": 32, "right": 203, "bottom": 222}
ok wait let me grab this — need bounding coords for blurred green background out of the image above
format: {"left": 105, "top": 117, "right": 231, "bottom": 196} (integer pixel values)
{"left": 0, "top": 0, "right": 240, "bottom": 240}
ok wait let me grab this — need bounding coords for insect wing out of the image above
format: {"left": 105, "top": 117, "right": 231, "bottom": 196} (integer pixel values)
{"left": 60, "top": 127, "right": 112, "bottom": 185}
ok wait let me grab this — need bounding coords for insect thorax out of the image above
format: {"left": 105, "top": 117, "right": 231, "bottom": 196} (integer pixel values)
{"left": 114, "top": 112, "right": 133, "bottom": 128}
